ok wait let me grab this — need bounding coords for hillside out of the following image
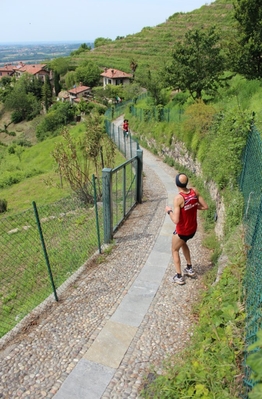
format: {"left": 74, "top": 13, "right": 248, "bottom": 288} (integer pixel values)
{"left": 71, "top": 0, "right": 235, "bottom": 73}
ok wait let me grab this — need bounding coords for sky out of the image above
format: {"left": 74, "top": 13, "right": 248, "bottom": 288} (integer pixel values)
{"left": 0, "top": 0, "right": 215, "bottom": 44}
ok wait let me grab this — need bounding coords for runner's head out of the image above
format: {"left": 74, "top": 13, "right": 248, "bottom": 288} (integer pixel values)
{"left": 175, "top": 173, "right": 188, "bottom": 188}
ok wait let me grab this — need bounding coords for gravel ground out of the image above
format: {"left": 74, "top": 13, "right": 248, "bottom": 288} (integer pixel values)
{"left": 0, "top": 148, "right": 212, "bottom": 399}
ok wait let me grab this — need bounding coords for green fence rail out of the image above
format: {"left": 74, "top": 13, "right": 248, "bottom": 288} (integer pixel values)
{"left": 239, "top": 125, "right": 262, "bottom": 397}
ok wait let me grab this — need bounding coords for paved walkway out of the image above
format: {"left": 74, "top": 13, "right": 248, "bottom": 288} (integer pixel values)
{"left": 0, "top": 145, "right": 211, "bottom": 399}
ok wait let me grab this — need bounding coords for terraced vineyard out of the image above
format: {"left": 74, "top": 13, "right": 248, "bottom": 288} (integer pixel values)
{"left": 72, "top": 1, "right": 236, "bottom": 73}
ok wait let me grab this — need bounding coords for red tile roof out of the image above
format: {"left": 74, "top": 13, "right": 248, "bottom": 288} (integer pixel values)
{"left": 19, "top": 64, "right": 47, "bottom": 75}
{"left": 68, "top": 85, "right": 91, "bottom": 95}
{"left": 100, "top": 68, "right": 133, "bottom": 79}
{"left": 0, "top": 65, "right": 15, "bottom": 73}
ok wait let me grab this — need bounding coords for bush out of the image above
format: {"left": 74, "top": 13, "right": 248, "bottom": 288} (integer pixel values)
{"left": 8, "top": 144, "right": 16, "bottom": 155}
{"left": 16, "top": 138, "right": 32, "bottom": 147}
{"left": 0, "top": 199, "right": 7, "bottom": 213}
{"left": 11, "top": 110, "right": 23, "bottom": 124}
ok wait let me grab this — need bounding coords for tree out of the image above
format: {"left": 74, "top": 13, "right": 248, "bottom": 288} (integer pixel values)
{"left": 65, "top": 71, "right": 77, "bottom": 90}
{"left": 49, "top": 57, "right": 72, "bottom": 76}
{"left": 130, "top": 59, "right": 138, "bottom": 77}
{"left": 135, "top": 67, "right": 165, "bottom": 105}
{"left": 76, "top": 98, "right": 88, "bottom": 114}
{"left": 164, "top": 26, "right": 225, "bottom": 100}
{"left": 233, "top": 0, "right": 262, "bottom": 79}
{"left": 0, "top": 76, "right": 13, "bottom": 102}
{"left": 0, "top": 76, "right": 12, "bottom": 87}
{"left": 122, "top": 82, "right": 143, "bottom": 101}
{"left": 52, "top": 113, "right": 115, "bottom": 203}
{"left": 25, "top": 75, "right": 43, "bottom": 100}
{"left": 70, "top": 43, "right": 91, "bottom": 56}
{"left": 5, "top": 80, "right": 41, "bottom": 121}
{"left": 42, "top": 75, "right": 53, "bottom": 112}
{"left": 54, "top": 70, "right": 61, "bottom": 96}
{"left": 36, "top": 102, "right": 75, "bottom": 141}
{"left": 75, "top": 61, "right": 101, "bottom": 87}
{"left": 94, "top": 37, "right": 112, "bottom": 48}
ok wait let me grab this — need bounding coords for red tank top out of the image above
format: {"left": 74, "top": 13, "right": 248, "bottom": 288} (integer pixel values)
{"left": 176, "top": 188, "right": 198, "bottom": 236}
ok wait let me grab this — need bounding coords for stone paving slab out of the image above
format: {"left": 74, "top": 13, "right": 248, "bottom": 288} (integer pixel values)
{"left": 84, "top": 321, "right": 137, "bottom": 368}
{"left": 53, "top": 359, "right": 115, "bottom": 399}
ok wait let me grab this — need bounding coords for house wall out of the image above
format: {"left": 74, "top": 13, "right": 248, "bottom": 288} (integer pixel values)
{"left": 68, "top": 89, "right": 90, "bottom": 103}
{"left": 0, "top": 71, "right": 14, "bottom": 78}
{"left": 103, "top": 77, "right": 130, "bottom": 87}
{"left": 36, "top": 71, "right": 50, "bottom": 81}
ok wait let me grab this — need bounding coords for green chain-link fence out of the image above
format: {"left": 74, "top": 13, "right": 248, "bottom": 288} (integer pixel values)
{"left": 239, "top": 125, "right": 262, "bottom": 397}
{"left": 1, "top": 120, "right": 143, "bottom": 341}
{"left": 0, "top": 181, "right": 103, "bottom": 339}
{"left": 129, "top": 104, "right": 183, "bottom": 123}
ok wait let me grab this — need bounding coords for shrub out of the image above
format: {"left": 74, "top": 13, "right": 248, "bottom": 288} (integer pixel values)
{"left": 0, "top": 199, "right": 7, "bottom": 213}
{"left": 11, "top": 110, "right": 23, "bottom": 124}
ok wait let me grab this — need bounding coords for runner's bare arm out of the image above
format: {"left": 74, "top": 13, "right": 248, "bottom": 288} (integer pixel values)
{"left": 193, "top": 188, "right": 208, "bottom": 210}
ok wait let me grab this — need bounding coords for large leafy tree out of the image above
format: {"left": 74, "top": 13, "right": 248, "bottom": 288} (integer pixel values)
{"left": 75, "top": 61, "right": 101, "bottom": 87}
{"left": 233, "top": 0, "right": 262, "bottom": 79}
{"left": 164, "top": 26, "right": 225, "bottom": 100}
{"left": 49, "top": 57, "right": 72, "bottom": 76}
{"left": 65, "top": 71, "right": 77, "bottom": 90}
{"left": 4, "top": 75, "right": 41, "bottom": 121}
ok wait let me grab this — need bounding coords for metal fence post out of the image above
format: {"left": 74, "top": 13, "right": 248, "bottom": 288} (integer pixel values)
{"left": 92, "top": 174, "right": 102, "bottom": 254}
{"left": 136, "top": 149, "right": 143, "bottom": 204}
{"left": 32, "top": 201, "right": 58, "bottom": 302}
{"left": 102, "top": 168, "right": 113, "bottom": 244}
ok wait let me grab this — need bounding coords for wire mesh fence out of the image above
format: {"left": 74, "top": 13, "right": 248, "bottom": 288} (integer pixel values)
{"left": 105, "top": 119, "right": 139, "bottom": 159}
{"left": 0, "top": 119, "right": 142, "bottom": 341}
{"left": 0, "top": 184, "right": 103, "bottom": 339}
{"left": 239, "top": 125, "right": 262, "bottom": 397}
{"left": 111, "top": 157, "right": 138, "bottom": 232}
{"left": 129, "top": 104, "right": 183, "bottom": 123}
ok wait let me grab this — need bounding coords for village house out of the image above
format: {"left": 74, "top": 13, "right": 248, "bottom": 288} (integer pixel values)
{"left": 15, "top": 63, "right": 51, "bottom": 81}
{"left": 67, "top": 85, "right": 91, "bottom": 103}
{"left": 100, "top": 68, "right": 133, "bottom": 87}
{"left": 0, "top": 64, "right": 15, "bottom": 79}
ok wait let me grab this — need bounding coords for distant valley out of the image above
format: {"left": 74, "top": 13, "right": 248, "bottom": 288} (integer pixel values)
{"left": 0, "top": 42, "right": 94, "bottom": 66}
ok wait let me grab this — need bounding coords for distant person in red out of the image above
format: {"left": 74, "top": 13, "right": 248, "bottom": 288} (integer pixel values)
{"left": 165, "top": 173, "right": 208, "bottom": 285}
{"left": 122, "top": 119, "right": 129, "bottom": 139}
